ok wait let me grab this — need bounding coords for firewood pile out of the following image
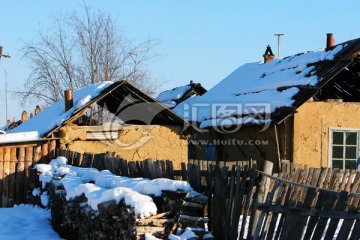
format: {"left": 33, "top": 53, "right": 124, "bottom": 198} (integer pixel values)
{"left": 34, "top": 176, "right": 214, "bottom": 239}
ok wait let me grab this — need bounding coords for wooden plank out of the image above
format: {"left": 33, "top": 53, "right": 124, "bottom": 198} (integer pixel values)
{"left": 310, "top": 168, "right": 321, "bottom": 187}
{"left": 33, "top": 145, "right": 42, "bottom": 165}
{"left": 312, "top": 191, "right": 338, "bottom": 239}
{"left": 206, "top": 164, "right": 215, "bottom": 232}
{"left": 230, "top": 166, "right": 243, "bottom": 240}
{"left": 73, "top": 152, "right": 82, "bottom": 167}
{"left": 41, "top": 142, "right": 49, "bottom": 163}
{"left": 0, "top": 148, "right": 3, "bottom": 207}
{"left": 8, "top": 148, "right": 17, "bottom": 207}
{"left": 15, "top": 147, "right": 25, "bottom": 204}
{"left": 275, "top": 170, "right": 301, "bottom": 240}
{"left": 265, "top": 182, "right": 286, "bottom": 240}
{"left": 278, "top": 185, "right": 298, "bottom": 240}
{"left": 324, "top": 191, "right": 349, "bottom": 240}
{"left": 212, "top": 165, "right": 228, "bottom": 239}
{"left": 303, "top": 189, "right": 327, "bottom": 240}
{"left": 181, "top": 162, "right": 187, "bottom": 181}
{"left": 339, "top": 169, "right": 350, "bottom": 191}
{"left": 257, "top": 203, "right": 360, "bottom": 219}
{"left": 240, "top": 165, "right": 256, "bottom": 240}
{"left": 329, "top": 168, "right": 341, "bottom": 191}
{"left": 224, "top": 166, "right": 236, "bottom": 240}
{"left": 286, "top": 187, "right": 317, "bottom": 239}
{"left": 255, "top": 180, "right": 281, "bottom": 239}
{"left": 48, "top": 140, "right": 56, "bottom": 161}
{"left": 24, "top": 147, "right": 33, "bottom": 203}
{"left": 317, "top": 168, "right": 329, "bottom": 188}
{"left": 2, "top": 148, "right": 11, "bottom": 207}
{"left": 249, "top": 161, "right": 273, "bottom": 238}
{"left": 165, "top": 160, "right": 174, "bottom": 180}
{"left": 345, "top": 170, "right": 357, "bottom": 192}
{"left": 349, "top": 220, "right": 360, "bottom": 240}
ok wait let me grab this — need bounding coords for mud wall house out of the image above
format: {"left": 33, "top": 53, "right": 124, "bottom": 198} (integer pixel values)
{"left": 2, "top": 81, "right": 193, "bottom": 169}
{"left": 174, "top": 35, "right": 360, "bottom": 172}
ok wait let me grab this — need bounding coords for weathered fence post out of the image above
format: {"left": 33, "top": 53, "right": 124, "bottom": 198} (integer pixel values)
{"left": 249, "top": 160, "right": 273, "bottom": 239}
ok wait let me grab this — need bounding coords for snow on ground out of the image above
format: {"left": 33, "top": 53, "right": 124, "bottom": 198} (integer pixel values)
{"left": 173, "top": 45, "right": 344, "bottom": 126}
{"left": 7, "top": 81, "right": 113, "bottom": 138}
{"left": 0, "top": 204, "right": 62, "bottom": 240}
{"left": 36, "top": 156, "right": 200, "bottom": 218}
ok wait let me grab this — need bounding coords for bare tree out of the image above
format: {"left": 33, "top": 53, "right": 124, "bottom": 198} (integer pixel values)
{"left": 18, "top": 4, "right": 159, "bottom": 107}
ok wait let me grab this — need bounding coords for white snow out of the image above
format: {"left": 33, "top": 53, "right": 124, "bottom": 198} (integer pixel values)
{"left": 41, "top": 191, "right": 50, "bottom": 207}
{"left": 174, "top": 45, "right": 344, "bottom": 127}
{"left": 35, "top": 157, "right": 199, "bottom": 219}
{"left": 0, "top": 131, "right": 39, "bottom": 143}
{"left": 145, "top": 233, "right": 161, "bottom": 240}
{"left": 169, "top": 227, "right": 198, "bottom": 240}
{"left": 32, "top": 188, "right": 41, "bottom": 197}
{"left": 7, "top": 81, "right": 113, "bottom": 138}
{"left": 156, "top": 84, "right": 192, "bottom": 108}
{"left": 0, "top": 204, "right": 62, "bottom": 239}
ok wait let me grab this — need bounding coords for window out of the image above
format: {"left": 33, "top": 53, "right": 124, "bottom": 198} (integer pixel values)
{"left": 205, "top": 144, "right": 216, "bottom": 161}
{"left": 330, "top": 129, "right": 359, "bottom": 170}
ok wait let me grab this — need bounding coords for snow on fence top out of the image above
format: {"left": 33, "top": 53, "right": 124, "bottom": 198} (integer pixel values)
{"left": 0, "top": 131, "right": 39, "bottom": 143}
{"left": 8, "top": 81, "right": 113, "bottom": 138}
{"left": 35, "top": 157, "right": 199, "bottom": 219}
{"left": 173, "top": 45, "right": 344, "bottom": 127}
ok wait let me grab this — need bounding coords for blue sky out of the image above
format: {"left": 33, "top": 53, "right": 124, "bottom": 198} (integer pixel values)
{"left": 1, "top": 0, "right": 360, "bottom": 124}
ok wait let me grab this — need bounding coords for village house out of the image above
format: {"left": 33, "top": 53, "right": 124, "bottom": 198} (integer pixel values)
{"left": 173, "top": 34, "right": 360, "bottom": 172}
{"left": 2, "top": 81, "right": 193, "bottom": 169}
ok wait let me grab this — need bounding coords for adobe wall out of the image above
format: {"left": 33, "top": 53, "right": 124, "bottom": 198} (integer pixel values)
{"left": 58, "top": 125, "right": 188, "bottom": 170}
{"left": 293, "top": 101, "right": 360, "bottom": 168}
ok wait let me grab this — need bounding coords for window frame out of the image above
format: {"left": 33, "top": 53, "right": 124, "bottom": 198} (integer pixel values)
{"left": 328, "top": 128, "right": 360, "bottom": 170}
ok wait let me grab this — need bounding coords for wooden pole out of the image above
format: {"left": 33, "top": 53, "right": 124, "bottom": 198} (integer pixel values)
{"left": 274, "top": 125, "right": 282, "bottom": 172}
{"left": 249, "top": 160, "right": 273, "bottom": 239}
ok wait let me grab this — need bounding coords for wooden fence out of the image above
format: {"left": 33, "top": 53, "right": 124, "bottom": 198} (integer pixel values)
{"left": 0, "top": 139, "right": 56, "bottom": 207}
{"left": 2, "top": 147, "right": 360, "bottom": 239}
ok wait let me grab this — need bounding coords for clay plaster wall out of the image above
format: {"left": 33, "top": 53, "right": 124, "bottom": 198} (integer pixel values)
{"left": 59, "top": 125, "right": 188, "bottom": 169}
{"left": 293, "top": 101, "right": 360, "bottom": 168}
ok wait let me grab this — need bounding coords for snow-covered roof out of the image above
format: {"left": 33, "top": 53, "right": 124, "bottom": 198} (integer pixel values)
{"left": 173, "top": 38, "right": 360, "bottom": 129}
{"left": 156, "top": 85, "right": 192, "bottom": 108}
{"left": 4, "top": 81, "right": 194, "bottom": 142}
{"left": 156, "top": 82, "right": 207, "bottom": 109}
{"left": 8, "top": 82, "right": 113, "bottom": 138}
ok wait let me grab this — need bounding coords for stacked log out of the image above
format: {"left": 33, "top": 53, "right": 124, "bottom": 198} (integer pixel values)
{"left": 33, "top": 174, "right": 214, "bottom": 239}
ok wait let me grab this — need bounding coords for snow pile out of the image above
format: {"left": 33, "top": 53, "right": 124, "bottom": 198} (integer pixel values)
{"left": 156, "top": 84, "right": 192, "bottom": 108}
{"left": 8, "top": 81, "right": 113, "bottom": 138}
{"left": 169, "top": 228, "right": 199, "bottom": 240}
{"left": 0, "top": 131, "right": 39, "bottom": 143}
{"left": 35, "top": 156, "right": 198, "bottom": 218}
{"left": 0, "top": 204, "right": 61, "bottom": 239}
{"left": 174, "top": 45, "right": 344, "bottom": 127}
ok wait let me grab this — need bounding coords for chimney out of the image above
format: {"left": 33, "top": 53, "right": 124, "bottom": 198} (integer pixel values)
{"left": 326, "top": 33, "right": 335, "bottom": 50}
{"left": 64, "top": 89, "right": 74, "bottom": 111}
{"left": 35, "top": 105, "right": 41, "bottom": 115}
{"left": 263, "top": 45, "right": 275, "bottom": 63}
{"left": 22, "top": 111, "right": 29, "bottom": 122}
